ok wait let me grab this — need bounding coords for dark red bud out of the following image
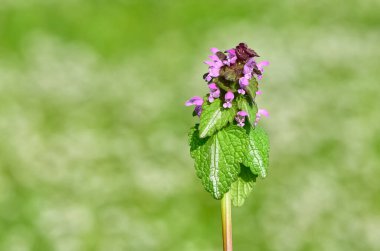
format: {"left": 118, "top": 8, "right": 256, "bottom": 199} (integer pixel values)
{"left": 235, "top": 43, "right": 260, "bottom": 61}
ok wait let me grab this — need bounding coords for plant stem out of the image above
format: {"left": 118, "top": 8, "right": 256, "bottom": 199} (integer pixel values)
{"left": 221, "top": 191, "right": 233, "bottom": 251}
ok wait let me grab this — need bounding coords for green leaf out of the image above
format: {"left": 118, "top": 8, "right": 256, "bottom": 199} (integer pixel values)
{"left": 189, "top": 125, "right": 249, "bottom": 199}
{"left": 246, "top": 77, "right": 258, "bottom": 100}
{"left": 188, "top": 124, "right": 207, "bottom": 158}
{"left": 230, "top": 164, "right": 258, "bottom": 207}
{"left": 242, "top": 126, "right": 270, "bottom": 178}
{"left": 199, "top": 99, "right": 236, "bottom": 138}
{"left": 237, "top": 96, "right": 258, "bottom": 127}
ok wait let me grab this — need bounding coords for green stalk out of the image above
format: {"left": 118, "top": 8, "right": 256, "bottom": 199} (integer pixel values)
{"left": 221, "top": 191, "right": 233, "bottom": 251}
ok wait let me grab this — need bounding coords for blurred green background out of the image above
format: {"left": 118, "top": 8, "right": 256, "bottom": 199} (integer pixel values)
{"left": 1, "top": 0, "right": 380, "bottom": 250}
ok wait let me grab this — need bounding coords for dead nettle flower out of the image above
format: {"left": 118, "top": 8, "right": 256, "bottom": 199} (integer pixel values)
{"left": 235, "top": 111, "right": 248, "bottom": 127}
{"left": 255, "top": 109, "right": 269, "bottom": 125}
{"left": 257, "top": 61, "right": 270, "bottom": 80}
{"left": 238, "top": 58, "right": 255, "bottom": 94}
{"left": 204, "top": 48, "right": 224, "bottom": 82}
{"left": 224, "top": 49, "right": 237, "bottom": 66}
{"left": 185, "top": 96, "right": 204, "bottom": 117}
{"left": 186, "top": 42, "right": 269, "bottom": 124}
{"left": 208, "top": 83, "right": 220, "bottom": 102}
{"left": 223, "top": 91, "right": 234, "bottom": 109}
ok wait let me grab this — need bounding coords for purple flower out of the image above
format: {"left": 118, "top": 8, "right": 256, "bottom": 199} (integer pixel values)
{"left": 194, "top": 106, "right": 202, "bottom": 117}
{"left": 205, "top": 56, "right": 224, "bottom": 68}
{"left": 237, "top": 57, "right": 258, "bottom": 91}
{"left": 210, "top": 47, "right": 219, "bottom": 54}
{"left": 239, "top": 76, "right": 249, "bottom": 87}
{"left": 208, "top": 83, "right": 220, "bottom": 102}
{"left": 257, "top": 61, "right": 269, "bottom": 72}
{"left": 255, "top": 108, "right": 269, "bottom": 125}
{"left": 238, "top": 88, "right": 246, "bottom": 95}
{"left": 258, "top": 109, "right": 269, "bottom": 117}
{"left": 185, "top": 96, "right": 204, "bottom": 117}
{"left": 257, "top": 61, "right": 270, "bottom": 80}
{"left": 256, "top": 90, "right": 262, "bottom": 95}
{"left": 243, "top": 58, "right": 256, "bottom": 78}
{"left": 204, "top": 48, "right": 225, "bottom": 82}
{"left": 185, "top": 96, "right": 203, "bottom": 106}
{"left": 238, "top": 75, "right": 249, "bottom": 94}
{"left": 209, "top": 66, "right": 221, "bottom": 78}
{"left": 204, "top": 57, "right": 223, "bottom": 78}
{"left": 223, "top": 91, "right": 234, "bottom": 109}
{"left": 205, "top": 75, "right": 212, "bottom": 82}
{"left": 223, "top": 49, "right": 237, "bottom": 66}
{"left": 235, "top": 110, "right": 248, "bottom": 127}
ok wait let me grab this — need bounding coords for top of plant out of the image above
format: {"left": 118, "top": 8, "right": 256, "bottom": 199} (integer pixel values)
{"left": 186, "top": 43, "right": 270, "bottom": 206}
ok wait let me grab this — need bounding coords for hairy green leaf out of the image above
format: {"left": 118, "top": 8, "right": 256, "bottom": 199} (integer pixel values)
{"left": 188, "top": 124, "right": 207, "bottom": 158}
{"left": 199, "top": 99, "right": 236, "bottom": 138}
{"left": 189, "top": 125, "right": 249, "bottom": 199}
{"left": 237, "top": 96, "right": 258, "bottom": 127}
{"left": 230, "top": 164, "right": 258, "bottom": 207}
{"left": 246, "top": 77, "right": 258, "bottom": 100}
{"left": 242, "top": 126, "right": 270, "bottom": 178}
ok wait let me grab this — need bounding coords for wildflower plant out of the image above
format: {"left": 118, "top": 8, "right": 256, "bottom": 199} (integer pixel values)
{"left": 186, "top": 43, "right": 270, "bottom": 251}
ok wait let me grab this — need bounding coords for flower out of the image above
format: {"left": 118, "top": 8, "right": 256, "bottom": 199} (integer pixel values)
{"left": 238, "top": 58, "right": 257, "bottom": 91}
{"left": 235, "top": 111, "right": 248, "bottom": 127}
{"left": 255, "top": 108, "right": 269, "bottom": 125}
{"left": 239, "top": 76, "right": 249, "bottom": 87}
{"left": 185, "top": 96, "right": 204, "bottom": 117}
{"left": 256, "top": 61, "right": 270, "bottom": 80}
{"left": 235, "top": 43, "right": 259, "bottom": 61}
{"left": 191, "top": 43, "right": 269, "bottom": 119}
{"left": 185, "top": 96, "right": 203, "bottom": 106}
{"left": 204, "top": 48, "right": 225, "bottom": 82}
{"left": 238, "top": 88, "right": 246, "bottom": 95}
{"left": 224, "top": 49, "right": 237, "bottom": 66}
{"left": 223, "top": 91, "right": 234, "bottom": 109}
{"left": 256, "top": 90, "right": 262, "bottom": 95}
{"left": 243, "top": 58, "right": 256, "bottom": 78}
{"left": 208, "top": 83, "right": 220, "bottom": 102}
{"left": 210, "top": 47, "right": 219, "bottom": 54}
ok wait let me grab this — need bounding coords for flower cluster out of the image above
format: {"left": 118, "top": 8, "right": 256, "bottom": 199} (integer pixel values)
{"left": 186, "top": 42, "right": 269, "bottom": 127}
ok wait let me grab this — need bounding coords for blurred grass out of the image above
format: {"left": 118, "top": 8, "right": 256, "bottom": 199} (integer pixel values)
{"left": 0, "top": 0, "right": 380, "bottom": 250}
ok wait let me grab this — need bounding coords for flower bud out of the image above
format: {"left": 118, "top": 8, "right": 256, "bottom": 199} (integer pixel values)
{"left": 235, "top": 43, "right": 259, "bottom": 61}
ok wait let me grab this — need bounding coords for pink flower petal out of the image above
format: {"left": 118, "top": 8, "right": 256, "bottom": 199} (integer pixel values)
{"left": 237, "top": 111, "right": 248, "bottom": 116}
{"left": 208, "top": 83, "right": 217, "bottom": 90}
{"left": 210, "top": 48, "right": 219, "bottom": 54}
{"left": 244, "top": 58, "right": 256, "bottom": 75}
{"left": 209, "top": 55, "right": 219, "bottom": 61}
{"left": 225, "top": 91, "right": 234, "bottom": 101}
{"left": 257, "top": 61, "right": 270, "bottom": 71}
{"left": 239, "top": 77, "right": 249, "bottom": 87}
{"left": 258, "top": 109, "right": 269, "bottom": 117}
{"left": 238, "top": 89, "right": 246, "bottom": 95}
{"left": 185, "top": 96, "right": 204, "bottom": 106}
{"left": 226, "top": 49, "right": 236, "bottom": 55}
{"left": 209, "top": 67, "right": 220, "bottom": 77}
